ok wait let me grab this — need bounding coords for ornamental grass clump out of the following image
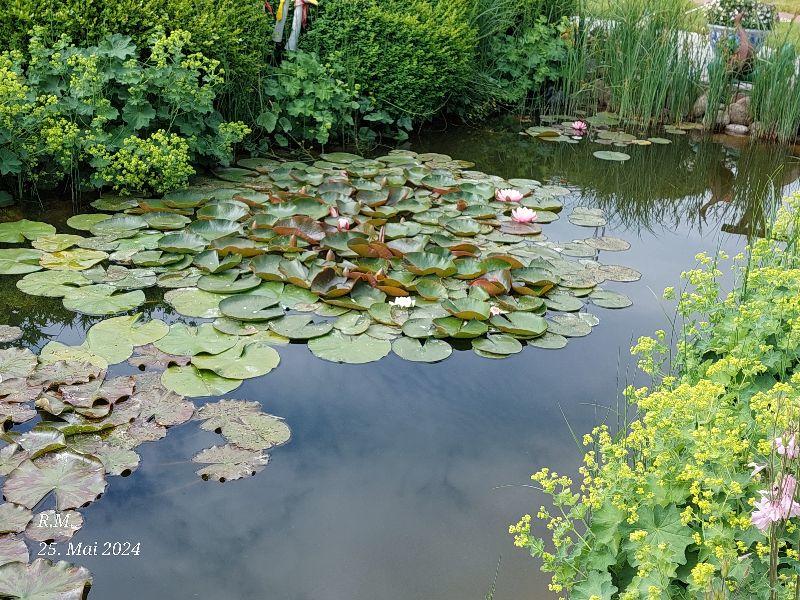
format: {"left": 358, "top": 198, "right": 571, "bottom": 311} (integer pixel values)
{"left": 512, "top": 193, "right": 800, "bottom": 598}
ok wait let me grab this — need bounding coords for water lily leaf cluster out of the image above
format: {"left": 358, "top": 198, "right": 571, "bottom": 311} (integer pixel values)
{"left": 523, "top": 114, "right": 704, "bottom": 163}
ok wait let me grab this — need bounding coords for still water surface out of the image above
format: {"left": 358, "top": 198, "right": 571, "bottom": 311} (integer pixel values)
{"left": 2, "top": 128, "right": 798, "bottom": 599}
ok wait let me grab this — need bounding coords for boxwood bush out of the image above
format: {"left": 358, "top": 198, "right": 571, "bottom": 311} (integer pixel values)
{"left": 301, "top": 0, "right": 477, "bottom": 124}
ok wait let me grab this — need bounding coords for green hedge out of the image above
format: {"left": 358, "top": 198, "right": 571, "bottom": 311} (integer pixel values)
{"left": 301, "top": 0, "right": 477, "bottom": 122}
{"left": 0, "top": 0, "right": 272, "bottom": 121}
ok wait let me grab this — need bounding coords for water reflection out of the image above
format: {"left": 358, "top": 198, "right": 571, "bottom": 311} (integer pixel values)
{"left": 0, "top": 130, "right": 797, "bottom": 599}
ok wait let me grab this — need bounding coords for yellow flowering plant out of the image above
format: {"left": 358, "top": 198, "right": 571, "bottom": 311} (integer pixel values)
{"left": 0, "top": 30, "right": 248, "bottom": 198}
{"left": 512, "top": 193, "right": 800, "bottom": 599}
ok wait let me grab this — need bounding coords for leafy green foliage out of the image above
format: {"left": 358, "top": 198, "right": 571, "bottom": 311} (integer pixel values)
{"left": 511, "top": 195, "right": 800, "bottom": 598}
{"left": 256, "top": 51, "right": 359, "bottom": 147}
{"left": 0, "top": 31, "right": 248, "bottom": 198}
{"left": 0, "top": 0, "right": 273, "bottom": 121}
{"left": 302, "top": 0, "right": 477, "bottom": 124}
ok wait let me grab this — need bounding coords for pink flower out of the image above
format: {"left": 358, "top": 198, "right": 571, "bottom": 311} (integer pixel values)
{"left": 329, "top": 206, "right": 339, "bottom": 218}
{"left": 495, "top": 188, "right": 523, "bottom": 203}
{"left": 489, "top": 305, "right": 505, "bottom": 316}
{"left": 337, "top": 217, "right": 351, "bottom": 231}
{"left": 511, "top": 207, "right": 538, "bottom": 224}
{"left": 751, "top": 474, "right": 800, "bottom": 532}
{"left": 571, "top": 120, "right": 588, "bottom": 133}
{"left": 775, "top": 434, "right": 800, "bottom": 459}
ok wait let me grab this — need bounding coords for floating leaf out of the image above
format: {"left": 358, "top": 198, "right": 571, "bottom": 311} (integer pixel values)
{"left": 269, "top": 315, "right": 333, "bottom": 339}
{"left": 0, "top": 220, "right": 56, "bottom": 243}
{"left": 193, "top": 444, "right": 269, "bottom": 482}
{"left": 191, "top": 342, "right": 280, "bottom": 379}
{"left": 161, "top": 366, "right": 241, "bottom": 397}
{"left": 590, "top": 289, "right": 633, "bottom": 308}
{"left": 0, "top": 249, "right": 44, "bottom": 275}
{"left": 154, "top": 323, "right": 238, "bottom": 356}
{"left": 472, "top": 334, "right": 523, "bottom": 357}
{"left": 163, "top": 287, "right": 223, "bottom": 318}
{"left": 0, "top": 535, "right": 28, "bottom": 566}
{"left": 0, "top": 349, "right": 36, "bottom": 380}
{"left": 3, "top": 451, "right": 106, "bottom": 510}
{"left": 391, "top": 337, "right": 452, "bottom": 362}
{"left": 0, "top": 559, "right": 92, "bottom": 599}
{"left": 62, "top": 285, "right": 144, "bottom": 316}
{"left": 308, "top": 331, "right": 391, "bottom": 364}
{"left": 25, "top": 510, "right": 83, "bottom": 543}
{"left": 490, "top": 312, "right": 547, "bottom": 338}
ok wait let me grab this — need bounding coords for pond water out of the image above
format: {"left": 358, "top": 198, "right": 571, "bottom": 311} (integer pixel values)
{"left": 1, "top": 128, "right": 799, "bottom": 599}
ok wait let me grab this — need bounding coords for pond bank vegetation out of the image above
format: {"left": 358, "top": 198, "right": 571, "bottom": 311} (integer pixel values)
{"left": 510, "top": 193, "right": 800, "bottom": 598}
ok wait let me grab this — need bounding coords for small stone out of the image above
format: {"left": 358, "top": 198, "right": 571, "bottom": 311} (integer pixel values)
{"left": 729, "top": 100, "right": 752, "bottom": 126}
{"left": 692, "top": 93, "right": 708, "bottom": 118}
{"left": 715, "top": 109, "right": 730, "bottom": 127}
{"left": 725, "top": 124, "right": 749, "bottom": 136}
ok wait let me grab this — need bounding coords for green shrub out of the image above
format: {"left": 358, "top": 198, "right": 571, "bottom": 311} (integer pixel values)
{"left": 0, "top": 0, "right": 273, "bottom": 121}
{"left": 256, "top": 51, "right": 360, "bottom": 147}
{"left": 301, "top": 0, "right": 477, "bottom": 123}
{"left": 0, "top": 31, "right": 248, "bottom": 197}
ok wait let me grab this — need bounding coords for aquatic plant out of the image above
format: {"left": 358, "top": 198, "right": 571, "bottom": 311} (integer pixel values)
{"left": 558, "top": 0, "right": 704, "bottom": 126}
{"left": 511, "top": 193, "right": 800, "bottom": 598}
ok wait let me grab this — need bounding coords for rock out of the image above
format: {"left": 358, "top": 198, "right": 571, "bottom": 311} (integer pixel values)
{"left": 715, "top": 109, "right": 730, "bottom": 127}
{"left": 692, "top": 93, "right": 708, "bottom": 119}
{"left": 725, "top": 124, "right": 749, "bottom": 135}
{"left": 729, "top": 97, "right": 752, "bottom": 126}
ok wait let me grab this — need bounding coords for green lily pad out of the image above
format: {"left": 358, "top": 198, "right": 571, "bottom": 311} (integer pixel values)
{"left": 84, "top": 314, "right": 168, "bottom": 364}
{"left": 163, "top": 288, "right": 224, "bottom": 318}
{"left": 62, "top": 285, "right": 145, "bottom": 316}
{"left": 432, "top": 317, "right": 488, "bottom": 338}
{"left": 0, "top": 249, "right": 44, "bottom": 275}
{"left": 391, "top": 337, "right": 452, "bottom": 362}
{"left": 219, "top": 295, "right": 284, "bottom": 322}
{"left": 269, "top": 315, "right": 333, "bottom": 339}
{"left": 158, "top": 231, "right": 208, "bottom": 254}
{"left": 589, "top": 289, "right": 633, "bottom": 308}
{"left": 161, "top": 366, "right": 241, "bottom": 397}
{"left": 16, "top": 270, "right": 89, "bottom": 297}
{"left": 0, "top": 220, "right": 56, "bottom": 243}
{"left": 472, "top": 334, "right": 523, "bottom": 356}
{"left": 528, "top": 332, "right": 568, "bottom": 349}
{"left": 308, "top": 331, "right": 391, "bottom": 364}
{"left": 31, "top": 234, "right": 85, "bottom": 252}
{"left": 192, "top": 341, "right": 280, "bottom": 379}
{"left": 489, "top": 312, "right": 547, "bottom": 337}
{"left": 546, "top": 313, "right": 592, "bottom": 337}
{"left": 154, "top": 323, "right": 238, "bottom": 356}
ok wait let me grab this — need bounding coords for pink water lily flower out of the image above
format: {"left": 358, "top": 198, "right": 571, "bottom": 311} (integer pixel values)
{"left": 775, "top": 434, "right": 800, "bottom": 459}
{"left": 337, "top": 217, "right": 351, "bottom": 231}
{"left": 495, "top": 188, "right": 523, "bottom": 203}
{"left": 489, "top": 305, "right": 506, "bottom": 317}
{"left": 751, "top": 474, "right": 800, "bottom": 532}
{"left": 571, "top": 120, "right": 588, "bottom": 133}
{"left": 511, "top": 207, "right": 538, "bottom": 224}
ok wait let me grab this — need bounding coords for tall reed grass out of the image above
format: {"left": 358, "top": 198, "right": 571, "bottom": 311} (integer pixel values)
{"left": 751, "top": 41, "right": 800, "bottom": 142}
{"left": 558, "top": 0, "right": 704, "bottom": 125}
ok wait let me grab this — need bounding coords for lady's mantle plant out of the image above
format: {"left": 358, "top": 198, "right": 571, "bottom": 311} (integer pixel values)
{"left": 0, "top": 30, "right": 248, "bottom": 198}
{"left": 511, "top": 193, "right": 800, "bottom": 598}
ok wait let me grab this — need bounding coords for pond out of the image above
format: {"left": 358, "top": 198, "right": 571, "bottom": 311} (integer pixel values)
{"left": 0, "top": 127, "right": 797, "bottom": 599}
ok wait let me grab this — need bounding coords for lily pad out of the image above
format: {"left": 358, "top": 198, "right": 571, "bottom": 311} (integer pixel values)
{"left": 161, "top": 366, "right": 242, "bottom": 397}
{"left": 0, "top": 559, "right": 92, "bottom": 599}
{"left": 308, "top": 331, "right": 392, "bottom": 364}
{"left": 3, "top": 451, "right": 106, "bottom": 510}
{"left": 191, "top": 342, "right": 280, "bottom": 379}
{"left": 193, "top": 444, "right": 269, "bottom": 482}
{"left": 154, "top": 323, "right": 238, "bottom": 356}
{"left": 589, "top": 289, "right": 633, "bottom": 308}
{"left": 391, "top": 337, "right": 452, "bottom": 362}
{"left": 0, "top": 249, "right": 44, "bottom": 275}
{"left": 269, "top": 315, "right": 333, "bottom": 339}
{"left": 62, "top": 285, "right": 145, "bottom": 316}
{"left": 0, "top": 220, "right": 56, "bottom": 243}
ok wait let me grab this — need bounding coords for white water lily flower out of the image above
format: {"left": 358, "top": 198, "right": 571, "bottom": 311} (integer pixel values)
{"left": 390, "top": 296, "right": 415, "bottom": 308}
